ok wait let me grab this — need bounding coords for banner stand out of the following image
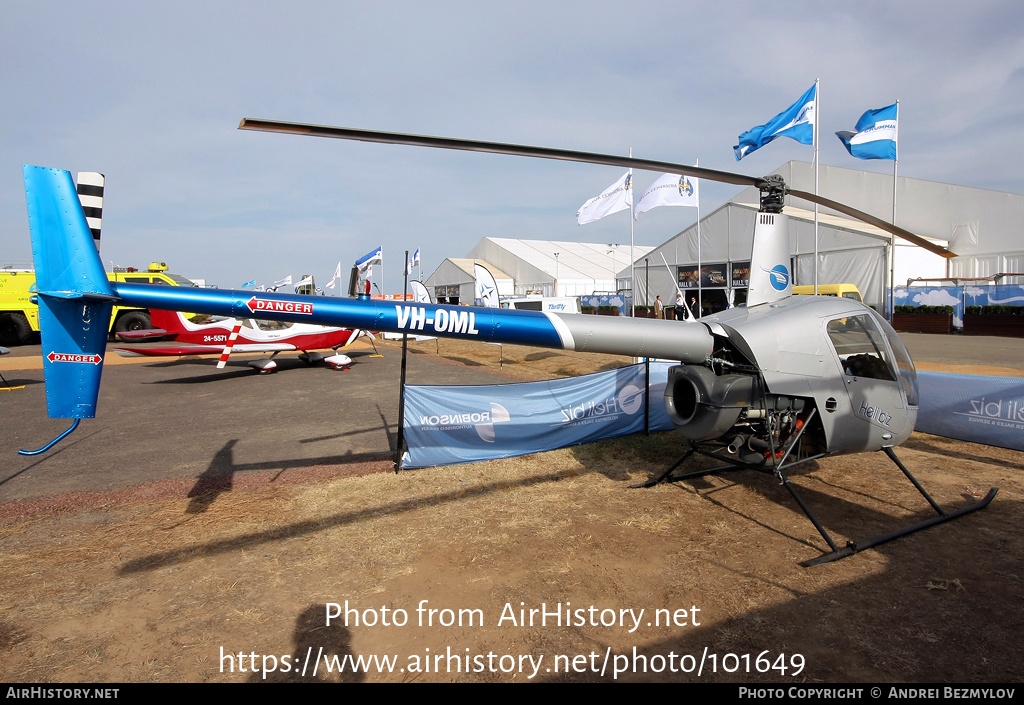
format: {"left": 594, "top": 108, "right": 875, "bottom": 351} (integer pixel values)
{"left": 644, "top": 358, "right": 650, "bottom": 435}
{"left": 394, "top": 249, "right": 410, "bottom": 473}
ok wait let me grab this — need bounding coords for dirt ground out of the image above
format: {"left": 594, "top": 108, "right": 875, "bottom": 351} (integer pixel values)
{"left": 1, "top": 337, "right": 1022, "bottom": 683}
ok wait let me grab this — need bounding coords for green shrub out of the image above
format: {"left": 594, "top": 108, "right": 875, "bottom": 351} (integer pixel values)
{"left": 965, "top": 305, "right": 1024, "bottom": 316}
{"left": 894, "top": 305, "right": 953, "bottom": 314}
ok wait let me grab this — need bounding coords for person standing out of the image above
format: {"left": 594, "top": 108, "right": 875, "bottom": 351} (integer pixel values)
{"left": 654, "top": 295, "right": 664, "bottom": 319}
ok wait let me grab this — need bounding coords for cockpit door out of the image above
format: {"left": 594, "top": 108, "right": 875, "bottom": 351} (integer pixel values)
{"left": 825, "top": 313, "right": 910, "bottom": 449}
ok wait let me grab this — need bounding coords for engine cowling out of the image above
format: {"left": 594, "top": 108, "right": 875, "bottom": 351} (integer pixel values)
{"left": 664, "top": 364, "right": 812, "bottom": 465}
{"left": 664, "top": 365, "right": 757, "bottom": 440}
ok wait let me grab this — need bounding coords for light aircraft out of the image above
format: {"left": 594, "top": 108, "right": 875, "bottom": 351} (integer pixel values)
{"left": 19, "top": 120, "right": 996, "bottom": 564}
{"left": 113, "top": 308, "right": 363, "bottom": 373}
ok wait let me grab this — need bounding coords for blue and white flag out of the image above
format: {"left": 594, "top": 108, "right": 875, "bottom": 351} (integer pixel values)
{"left": 577, "top": 171, "right": 633, "bottom": 225}
{"left": 406, "top": 248, "right": 421, "bottom": 276}
{"left": 356, "top": 246, "right": 382, "bottom": 272}
{"left": 241, "top": 279, "right": 256, "bottom": 288}
{"left": 734, "top": 83, "right": 817, "bottom": 160}
{"left": 836, "top": 103, "right": 898, "bottom": 160}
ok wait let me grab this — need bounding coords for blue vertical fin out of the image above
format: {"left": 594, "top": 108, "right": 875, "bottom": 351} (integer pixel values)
{"left": 24, "top": 165, "right": 117, "bottom": 419}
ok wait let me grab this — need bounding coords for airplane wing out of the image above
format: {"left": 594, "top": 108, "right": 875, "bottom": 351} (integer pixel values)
{"left": 113, "top": 328, "right": 169, "bottom": 340}
{"left": 114, "top": 343, "right": 297, "bottom": 357}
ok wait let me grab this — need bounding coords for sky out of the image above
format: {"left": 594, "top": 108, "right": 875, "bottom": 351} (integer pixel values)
{"left": 3, "top": 1, "right": 1023, "bottom": 293}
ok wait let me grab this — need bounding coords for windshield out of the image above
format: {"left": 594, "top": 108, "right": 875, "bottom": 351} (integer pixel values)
{"left": 826, "top": 315, "right": 896, "bottom": 382}
{"left": 826, "top": 312, "right": 919, "bottom": 407}
{"left": 255, "top": 319, "right": 293, "bottom": 331}
{"left": 869, "top": 308, "right": 919, "bottom": 407}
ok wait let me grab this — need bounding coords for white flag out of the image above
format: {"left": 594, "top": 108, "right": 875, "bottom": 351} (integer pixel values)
{"left": 634, "top": 173, "right": 699, "bottom": 219}
{"left": 272, "top": 275, "right": 292, "bottom": 291}
{"left": 293, "top": 275, "right": 314, "bottom": 292}
{"left": 326, "top": 262, "right": 342, "bottom": 289}
{"left": 576, "top": 171, "right": 633, "bottom": 225}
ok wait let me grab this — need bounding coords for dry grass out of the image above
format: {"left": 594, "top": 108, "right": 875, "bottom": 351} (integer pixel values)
{"left": 1, "top": 343, "right": 1023, "bottom": 682}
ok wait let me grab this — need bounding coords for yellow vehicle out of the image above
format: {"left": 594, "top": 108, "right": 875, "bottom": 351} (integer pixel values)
{"left": 0, "top": 262, "right": 197, "bottom": 345}
{"left": 792, "top": 283, "right": 863, "bottom": 303}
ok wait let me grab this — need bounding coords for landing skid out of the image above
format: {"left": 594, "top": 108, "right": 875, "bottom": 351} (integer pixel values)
{"left": 631, "top": 438, "right": 997, "bottom": 567}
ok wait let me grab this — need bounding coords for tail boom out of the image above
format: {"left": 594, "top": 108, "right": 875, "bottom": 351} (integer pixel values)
{"left": 111, "top": 283, "right": 715, "bottom": 363}
{"left": 25, "top": 163, "right": 715, "bottom": 427}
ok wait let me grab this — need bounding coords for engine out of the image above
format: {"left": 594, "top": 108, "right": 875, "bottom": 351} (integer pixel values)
{"left": 663, "top": 364, "right": 812, "bottom": 466}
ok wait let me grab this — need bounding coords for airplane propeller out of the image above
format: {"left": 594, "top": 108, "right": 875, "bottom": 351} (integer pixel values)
{"left": 238, "top": 118, "right": 955, "bottom": 259}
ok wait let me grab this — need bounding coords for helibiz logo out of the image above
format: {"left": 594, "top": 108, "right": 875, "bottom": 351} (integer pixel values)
{"left": 558, "top": 383, "right": 644, "bottom": 426}
{"left": 677, "top": 176, "right": 694, "bottom": 197}
{"left": 958, "top": 396, "right": 1024, "bottom": 429}
{"left": 760, "top": 264, "right": 791, "bottom": 292}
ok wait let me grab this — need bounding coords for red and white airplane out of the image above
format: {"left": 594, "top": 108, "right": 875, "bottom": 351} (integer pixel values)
{"left": 114, "top": 309, "right": 366, "bottom": 373}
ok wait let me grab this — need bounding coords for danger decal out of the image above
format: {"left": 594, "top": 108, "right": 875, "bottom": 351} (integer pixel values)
{"left": 47, "top": 352, "right": 102, "bottom": 365}
{"left": 246, "top": 297, "right": 314, "bottom": 315}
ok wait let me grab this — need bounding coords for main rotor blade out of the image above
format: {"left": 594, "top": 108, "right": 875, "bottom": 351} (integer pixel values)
{"left": 239, "top": 118, "right": 953, "bottom": 259}
{"left": 787, "top": 188, "right": 955, "bottom": 259}
{"left": 238, "top": 118, "right": 764, "bottom": 189}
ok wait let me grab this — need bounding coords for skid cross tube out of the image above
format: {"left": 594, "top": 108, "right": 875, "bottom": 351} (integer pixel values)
{"left": 800, "top": 448, "right": 998, "bottom": 566}
{"left": 632, "top": 433, "right": 997, "bottom": 566}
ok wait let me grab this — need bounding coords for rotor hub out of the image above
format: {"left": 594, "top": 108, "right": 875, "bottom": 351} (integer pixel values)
{"left": 758, "top": 174, "right": 787, "bottom": 214}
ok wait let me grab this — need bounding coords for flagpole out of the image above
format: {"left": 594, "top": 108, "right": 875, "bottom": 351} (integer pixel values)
{"left": 889, "top": 100, "right": 900, "bottom": 321}
{"left": 696, "top": 159, "right": 702, "bottom": 318}
{"left": 395, "top": 249, "right": 410, "bottom": 473}
{"left": 813, "top": 77, "right": 820, "bottom": 295}
{"left": 629, "top": 150, "right": 635, "bottom": 318}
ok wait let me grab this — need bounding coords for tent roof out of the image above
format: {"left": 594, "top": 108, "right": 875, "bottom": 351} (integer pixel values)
{"left": 473, "top": 237, "right": 655, "bottom": 280}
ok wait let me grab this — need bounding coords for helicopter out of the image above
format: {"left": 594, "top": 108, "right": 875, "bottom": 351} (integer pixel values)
{"left": 20, "top": 120, "right": 996, "bottom": 565}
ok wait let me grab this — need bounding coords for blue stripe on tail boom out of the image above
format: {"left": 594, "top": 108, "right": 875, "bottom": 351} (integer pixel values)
{"left": 111, "top": 283, "right": 568, "bottom": 349}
